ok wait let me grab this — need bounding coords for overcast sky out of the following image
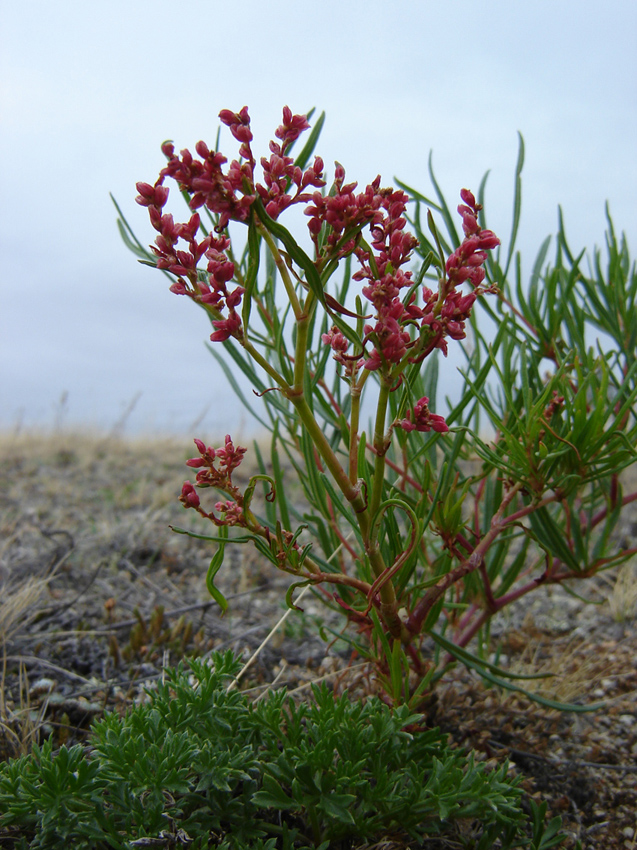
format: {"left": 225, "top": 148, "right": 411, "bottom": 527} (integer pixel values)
{"left": 1, "top": 0, "right": 636, "bottom": 438}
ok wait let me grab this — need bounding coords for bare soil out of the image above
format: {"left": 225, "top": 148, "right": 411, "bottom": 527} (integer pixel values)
{"left": 1, "top": 431, "right": 636, "bottom": 849}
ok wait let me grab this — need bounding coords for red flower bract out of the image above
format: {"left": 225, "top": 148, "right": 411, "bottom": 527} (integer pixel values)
{"left": 397, "top": 397, "right": 449, "bottom": 434}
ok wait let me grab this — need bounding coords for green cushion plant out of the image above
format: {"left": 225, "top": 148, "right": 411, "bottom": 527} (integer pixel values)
{"left": 0, "top": 651, "right": 567, "bottom": 849}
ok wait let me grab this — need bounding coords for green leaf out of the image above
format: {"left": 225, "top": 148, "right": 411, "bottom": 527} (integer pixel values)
{"left": 270, "top": 424, "right": 291, "bottom": 531}
{"left": 293, "top": 110, "right": 325, "bottom": 172}
{"left": 429, "top": 631, "right": 602, "bottom": 712}
{"left": 253, "top": 198, "right": 325, "bottom": 307}
{"left": 252, "top": 774, "right": 295, "bottom": 810}
{"left": 286, "top": 580, "right": 313, "bottom": 611}
{"left": 427, "top": 151, "right": 460, "bottom": 248}
{"left": 320, "top": 793, "right": 356, "bottom": 824}
{"left": 429, "top": 630, "right": 552, "bottom": 681}
{"left": 242, "top": 211, "right": 261, "bottom": 330}
{"left": 206, "top": 524, "right": 229, "bottom": 614}
{"left": 503, "top": 132, "right": 525, "bottom": 277}
{"left": 528, "top": 507, "right": 581, "bottom": 573}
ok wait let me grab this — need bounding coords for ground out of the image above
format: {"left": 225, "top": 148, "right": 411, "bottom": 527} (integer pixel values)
{"left": 0, "top": 431, "right": 636, "bottom": 848}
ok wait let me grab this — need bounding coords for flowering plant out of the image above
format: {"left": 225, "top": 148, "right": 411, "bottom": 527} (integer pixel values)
{"left": 118, "top": 107, "right": 637, "bottom": 708}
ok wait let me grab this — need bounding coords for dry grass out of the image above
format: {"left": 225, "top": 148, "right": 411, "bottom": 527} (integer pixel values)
{"left": 0, "top": 429, "right": 326, "bottom": 757}
{"left": 0, "top": 498, "right": 64, "bottom": 759}
{"left": 603, "top": 561, "right": 637, "bottom": 624}
{"left": 0, "top": 430, "right": 213, "bottom": 757}
{"left": 0, "top": 574, "right": 50, "bottom": 646}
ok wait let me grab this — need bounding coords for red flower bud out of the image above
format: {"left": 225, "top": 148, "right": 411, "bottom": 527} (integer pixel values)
{"left": 460, "top": 188, "right": 476, "bottom": 207}
{"left": 180, "top": 481, "right": 200, "bottom": 509}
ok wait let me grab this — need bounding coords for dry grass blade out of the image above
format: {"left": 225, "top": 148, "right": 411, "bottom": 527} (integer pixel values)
{"left": 0, "top": 575, "right": 59, "bottom": 759}
{"left": 0, "top": 575, "right": 51, "bottom": 646}
{"left": 0, "top": 659, "right": 49, "bottom": 760}
{"left": 227, "top": 584, "right": 311, "bottom": 692}
{"left": 606, "top": 562, "right": 637, "bottom": 624}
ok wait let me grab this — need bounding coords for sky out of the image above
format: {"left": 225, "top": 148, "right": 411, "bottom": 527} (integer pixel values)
{"left": 1, "top": 0, "right": 636, "bottom": 439}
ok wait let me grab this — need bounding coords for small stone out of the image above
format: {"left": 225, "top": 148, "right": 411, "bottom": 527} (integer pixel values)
{"left": 619, "top": 714, "right": 635, "bottom": 726}
{"left": 622, "top": 826, "right": 634, "bottom": 838}
{"left": 29, "top": 678, "right": 56, "bottom": 698}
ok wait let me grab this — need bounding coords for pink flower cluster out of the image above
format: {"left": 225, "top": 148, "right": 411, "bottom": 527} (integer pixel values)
{"left": 136, "top": 106, "right": 326, "bottom": 345}
{"left": 305, "top": 166, "right": 385, "bottom": 256}
{"left": 447, "top": 189, "right": 500, "bottom": 287}
{"left": 357, "top": 189, "right": 421, "bottom": 371}
{"left": 136, "top": 106, "right": 500, "bottom": 390}
{"left": 135, "top": 180, "right": 245, "bottom": 342}
{"left": 322, "top": 188, "right": 500, "bottom": 373}
{"left": 320, "top": 189, "right": 500, "bottom": 436}
{"left": 414, "top": 190, "right": 500, "bottom": 358}
{"left": 396, "top": 396, "right": 449, "bottom": 434}
{"left": 179, "top": 435, "right": 248, "bottom": 526}
{"left": 320, "top": 184, "right": 421, "bottom": 373}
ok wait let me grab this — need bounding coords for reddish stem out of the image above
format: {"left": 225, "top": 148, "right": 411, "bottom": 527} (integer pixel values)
{"left": 405, "top": 482, "right": 523, "bottom": 638}
{"left": 588, "top": 489, "right": 637, "bottom": 532}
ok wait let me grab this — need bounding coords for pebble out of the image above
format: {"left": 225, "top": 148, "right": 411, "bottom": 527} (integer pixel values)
{"left": 29, "top": 677, "right": 56, "bottom": 698}
{"left": 622, "top": 826, "right": 634, "bottom": 838}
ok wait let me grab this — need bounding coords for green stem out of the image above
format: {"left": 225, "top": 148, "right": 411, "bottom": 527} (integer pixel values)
{"left": 349, "top": 383, "right": 361, "bottom": 484}
{"left": 291, "top": 367, "right": 401, "bottom": 635}
{"left": 258, "top": 223, "right": 303, "bottom": 320}
{"left": 293, "top": 290, "right": 316, "bottom": 392}
{"left": 370, "top": 378, "right": 391, "bottom": 518}
{"left": 361, "top": 376, "right": 402, "bottom": 628}
{"left": 241, "top": 337, "right": 291, "bottom": 392}
{"left": 289, "top": 394, "right": 367, "bottom": 519}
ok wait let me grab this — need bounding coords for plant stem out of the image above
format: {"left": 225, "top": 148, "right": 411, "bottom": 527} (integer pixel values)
{"left": 289, "top": 394, "right": 367, "bottom": 518}
{"left": 258, "top": 222, "right": 303, "bottom": 320}
{"left": 293, "top": 290, "right": 316, "bottom": 392}
{"left": 406, "top": 482, "right": 524, "bottom": 638}
{"left": 370, "top": 378, "right": 391, "bottom": 519}
{"left": 349, "top": 383, "right": 361, "bottom": 484}
{"left": 241, "top": 338, "right": 291, "bottom": 392}
{"left": 288, "top": 389, "right": 401, "bottom": 634}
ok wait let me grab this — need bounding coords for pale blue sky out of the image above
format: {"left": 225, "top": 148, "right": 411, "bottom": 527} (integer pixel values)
{"left": 1, "top": 0, "right": 635, "bottom": 436}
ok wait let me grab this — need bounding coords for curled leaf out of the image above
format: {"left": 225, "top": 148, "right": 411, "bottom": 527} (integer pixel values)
{"left": 206, "top": 525, "right": 229, "bottom": 615}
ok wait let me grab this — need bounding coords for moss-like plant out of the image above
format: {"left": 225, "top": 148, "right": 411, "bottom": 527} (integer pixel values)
{"left": 0, "top": 651, "right": 566, "bottom": 849}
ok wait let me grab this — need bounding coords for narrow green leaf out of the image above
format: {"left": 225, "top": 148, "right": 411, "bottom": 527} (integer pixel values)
{"left": 293, "top": 110, "right": 326, "bottom": 172}
{"left": 286, "top": 580, "right": 312, "bottom": 610}
{"left": 429, "top": 632, "right": 602, "bottom": 711}
{"left": 390, "top": 638, "right": 404, "bottom": 703}
{"left": 242, "top": 212, "right": 261, "bottom": 330}
{"left": 270, "top": 425, "right": 291, "bottom": 531}
{"left": 428, "top": 630, "right": 553, "bottom": 681}
{"left": 253, "top": 198, "right": 325, "bottom": 307}
{"left": 206, "top": 524, "right": 229, "bottom": 614}
{"left": 427, "top": 151, "right": 460, "bottom": 247}
{"left": 207, "top": 344, "right": 271, "bottom": 431}
{"left": 503, "top": 132, "right": 525, "bottom": 277}
{"left": 528, "top": 507, "right": 581, "bottom": 573}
